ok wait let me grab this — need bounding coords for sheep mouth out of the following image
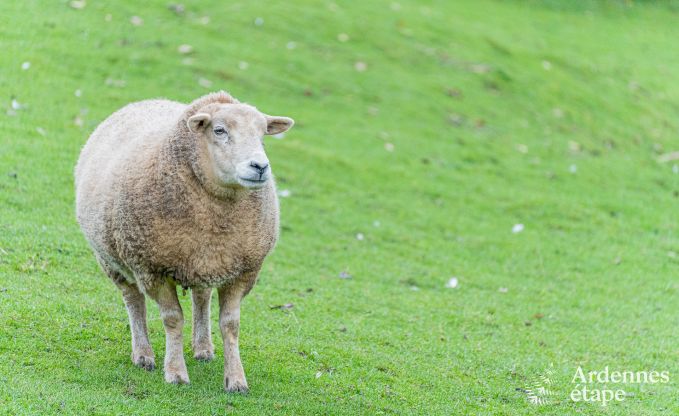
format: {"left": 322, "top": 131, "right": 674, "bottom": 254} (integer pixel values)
{"left": 238, "top": 177, "right": 268, "bottom": 187}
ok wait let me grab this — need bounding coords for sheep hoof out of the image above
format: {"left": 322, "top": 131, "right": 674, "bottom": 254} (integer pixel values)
{"left": 132, "top": 354, "right": 156, "bottom": 371}
{"left": 194, "top": 350, "right": 215, "bottom": 361}
{"left": 224, "top": 377, "right": 249, "bottom": 394}
{"left": 165, "top": 369, "right": 190, "bottom": 384}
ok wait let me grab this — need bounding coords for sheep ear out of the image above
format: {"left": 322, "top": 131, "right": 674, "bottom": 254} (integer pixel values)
{"left": 187, "top": 113, "right": 211, "bottom": 133}
{"left": 265, "top": 116, "right": 294, "bottom": 135}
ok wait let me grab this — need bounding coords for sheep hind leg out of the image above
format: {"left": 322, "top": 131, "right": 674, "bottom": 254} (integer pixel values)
{"left": 145, "top": 280, "right": 189, "bottom": 384}
{"left": 218, "top": 278, "right": 253, "bottom": 393}
{"left": 191, "top": 287, "right": 215, "bottom": 361}
{"left": 116, "top": 281, "right": 156, "bottom": 370}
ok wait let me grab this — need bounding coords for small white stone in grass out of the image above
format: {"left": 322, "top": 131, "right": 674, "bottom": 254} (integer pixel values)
{"left": 384, "top": 142, "right": 395, "bottom": 152}
{"left": 104, "top": 14, "right": 112, "bottom": 22}
{"left": 445, "top": 277, "right": 459, "bottom": 289}
{"left": 36, "top": 127, "right": 46, "bottom": 136}
{"left": 238, "top": 61, "right": 249, "bottom": 70}
{"left": 673, "top": 164, "right": 678, "bottom": 174}
{"left": 21, "top": 62, "right": 30, "bottom": 70}
{"left": 167, "top": 3, "right": 185, "bottom": 14}
{"left": 354, "top": 61, "right": 367, "bottom": 72}
{"left": 272, "top": 132, "right": 285, "bottom": 140}
{"left": 254, "top": 17, "right": 264, "bottom": 26}
{"left": 177, "top": 44, "right": 193, "bottom": 54}
{"left": 410, "top": 286, "right": 420, "bottom": 291}
{"left": 130, "top": 16, "right": 143, "bottom": 26}
{"left": 542, "top": 60, "right": 552, "bottom": 70}
{"left": 286, "top": 41, "right": 297, "bottom": 50}
{"left": 11, "top": 99, "right": 24, "bottom": 110}
{"left": 198, "top": 77, "right": 212, "bottom": 88}
{"left": 499, "top": 287, "right": 508, "bottom": 293}
{"left": 74, "top": 89, "right": 82, "bottom": 97}
{"left": 512, "top": 223, "right": 524, "bottom": 233}
{"left": 356, "top": 233, "right": 364, "bottom": 241}
{"left": 373, "top": 220, "right": 381, "bottom": 227}
{"left": 69, "top": 0, "right": 86, "bottom": 9}
{"left": 278, "top": 189, "right": 292, "bottom": 198}
{"left": 337, "top": 33, "right": 349, "bottom": 42}
{"left": 338, "top": 271, "right": 352, "bottom": 279}
{"left": 569, "top": 164, "right": 577, "bottom": 174}
{"left": 315, "top": 371, "right": 323, "bottom": 379}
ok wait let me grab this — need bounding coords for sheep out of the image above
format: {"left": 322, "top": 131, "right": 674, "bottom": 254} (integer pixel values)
{"left": 75, "top": 91, "right": 294, "bottom": 392}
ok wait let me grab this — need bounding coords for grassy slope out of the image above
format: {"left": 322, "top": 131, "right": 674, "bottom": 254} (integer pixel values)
{"left": 1, "top": 0, "right": 679, "bottom": 414}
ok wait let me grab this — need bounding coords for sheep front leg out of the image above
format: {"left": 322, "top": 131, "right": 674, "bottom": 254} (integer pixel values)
{"left": 116, "top": 281, "right": 155, "bottom": 370}
{"left": 146, "top": 280, "right": 189, "bottom": 384}
{"left": 191, "top": 287, "right": 214, "bottom": 361}
{"left": 218, "top": 281, "right": 250, "bottom": 393}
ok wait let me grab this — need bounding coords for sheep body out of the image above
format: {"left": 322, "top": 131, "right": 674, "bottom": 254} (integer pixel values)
{"left": 76, "top": 93, "right": 278, "bottom": 290}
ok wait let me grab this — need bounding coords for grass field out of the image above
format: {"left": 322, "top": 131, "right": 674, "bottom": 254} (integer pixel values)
{"left": 2, "top": 0, "right": 679, "bottom": 414}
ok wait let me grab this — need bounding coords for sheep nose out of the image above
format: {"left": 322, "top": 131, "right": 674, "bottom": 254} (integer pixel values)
{"left": 249, "top": 161, "right": 269, "bottom": 175}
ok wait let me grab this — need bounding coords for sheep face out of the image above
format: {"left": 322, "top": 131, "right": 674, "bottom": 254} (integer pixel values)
{"left": 187, "top": 104, "right": 293, "bottom": 190}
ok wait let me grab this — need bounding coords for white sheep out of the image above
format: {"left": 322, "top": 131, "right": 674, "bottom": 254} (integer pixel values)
{"left": 75, "top": 91, "right": 294, "bottom": 392}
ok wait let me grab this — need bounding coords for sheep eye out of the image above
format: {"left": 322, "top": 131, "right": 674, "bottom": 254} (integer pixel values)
{"left": 213, "top": 127, "right": 228, "bottom": 137}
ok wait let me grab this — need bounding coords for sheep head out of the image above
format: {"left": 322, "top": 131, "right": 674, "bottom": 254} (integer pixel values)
{"left": 187, "top": 103, "right": 293, "bottom": 190}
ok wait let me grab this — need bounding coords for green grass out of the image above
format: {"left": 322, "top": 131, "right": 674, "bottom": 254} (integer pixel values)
{"left": 2, "top": 0, "right": 679, "bottom": 414}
